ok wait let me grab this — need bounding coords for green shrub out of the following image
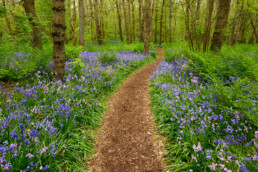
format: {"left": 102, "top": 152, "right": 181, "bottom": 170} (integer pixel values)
{"left": 97, "top": 51, "right": 118, "bottom": 66}
{"left": 65, "top": 45, "right": 85, "bottom": 60}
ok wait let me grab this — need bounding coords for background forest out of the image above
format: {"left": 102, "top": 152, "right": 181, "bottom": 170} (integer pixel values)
{"left": 0, "top": 0, "right": 258, "bottom": 171}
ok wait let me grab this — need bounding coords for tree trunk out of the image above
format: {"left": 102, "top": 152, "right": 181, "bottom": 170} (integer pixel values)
{"left": 173, "top": 3, "right": 177, "bottom": 41}
{"left": 203, "top": 0, "right": 215, "bottom": 52}
{"left": 79, "top": 0, "right": 85, "bottom": 45}
{"left": 143, "top": 0, "right": 152, "bottom": 54}
{"left": 229, "top": 0, "right": 240, "bottom": 46}
{"left": 247, "top": 1, "right": 258, "bottom": 42}
{"left": 164, "top": 1, "right": 167, "bottom": 43}
{"left": 195, "top": 0, "right": 201, "bottom": 50}
{"left": 93, "top": 0, "right": 102, "bottom": 44}
{"left": 73, "top": 0, "right": 77, "bottom": 45}
{"left": 138, "top": 0, "right": 144, "bottom": 42}
{"left": 122, "top": 0, "right": 130, "bottom": 43}
{"left": 154, "top": 0, "right": 158, "bottom": 44}
{"left": 131, "top": 0, "right": 136, "bottom": 42}
{"left": 159, "top": 0, "right": 165, "bottom": 45}
{"left": 70, "top": 0, "right": 77, "bottom": 46}
{"left": 52, "top": 0, "right": 66, "bottom": 81}
{"left": 23, "top": 0, "right": 42, "bottom": 49}
{"left": 169, "top": 0, "right": 173, "bottom": 43}
{"left": 115, "top": 0, "right": 124, "bottom": 42}
{"left": 2, "top": 0, "right": 13, "bottom": 35}
{"left": 100, "top": 0, "right": 105, "bottom": 42}
{"left": 88, "top": 0, "right": 95, "bottom": 42}
{"left": 210, "top": 0, "right": 231, "bottom": 52}
{"left": 184, "top": 0, "right": 190, "bottom": 41}
{"left": 127, "top": 0, "right": 132, "bottom": 43}
{"left": 234, "top": 0, "right": 245, "bottom": 44}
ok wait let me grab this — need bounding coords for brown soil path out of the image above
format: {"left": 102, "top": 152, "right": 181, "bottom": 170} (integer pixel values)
{"left": 89, "top": 48, "right": 165, "bottom": 172}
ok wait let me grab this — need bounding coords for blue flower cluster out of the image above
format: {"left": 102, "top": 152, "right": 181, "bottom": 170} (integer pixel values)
{"left": 150, "top": 58, "right": 258, "bottom": 171}
{"left": 0, "top": 51, "right": 152, "bottom": 171}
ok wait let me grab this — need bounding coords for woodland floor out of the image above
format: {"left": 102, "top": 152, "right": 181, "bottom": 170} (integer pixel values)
{"left": 89, "top": 48, "right": 165, "bottom": 172}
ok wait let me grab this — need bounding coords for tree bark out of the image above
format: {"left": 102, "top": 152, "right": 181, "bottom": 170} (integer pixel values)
{"left": 203, "top": 0, "right": 215, "bottom": 52}
{"left": 122, "top": 0, "right": 130, "bottom": 43}
{"left": 154, "top": 0, "right": 158, "bottom": 44}
{"left": 169, "top": 0, "right": 173, "bottom": 43}
{"left": 159, "top": 0, "right": 165, "bottom": 45}
{"left": 210, "top": 0, "right": 231, "bottom": 52}
{"left": 131, "top": 0, "right": 136, "bottom": 42}
{"left": 23, "top": 0, "right": 42, "bottom": 49}
{"left": 52, "top": 0, "right": 66, "bottom": 81}
{"left": 115, "top": 0, "right": 124, "bottom": 42}
{"left": 143, "top": 0, "right": 152, "bottom": 54}
{"left": 184, "top": 0, "right": 190, "bottom": 41}
{"left": 229, "top": 0, "right": 240, "bottom": 46}
{"left": 235, "top": 0, "right": 245, "bottom": 44}
{"left": 88, "top": 0, "right": 95, "bottom": 42}
{"left": 79, "top": 0, "right": 85, "bottom": 45}
{"left": 247, "top": 1, "right": 258, "bottom": 42}
{"left": 195, "top": 0, "right": 201, "bottom": 50}
{"left": 138, "top": 0, "right": 144, "bottom": 42}
{"left": 127, "top": 0, "right": 132, "bottom": 43}
{"left": 93, "top": 0, "right": 102, "bottom": 44}
{"left": 70, "top": 0, "right": 77, "bottom": 46}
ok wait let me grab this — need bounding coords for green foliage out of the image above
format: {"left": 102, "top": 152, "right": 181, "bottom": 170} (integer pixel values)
{"left": 68, "top": 58, "right": 86, "bottom": 75}
{"left": 151, "top": 44, "right": 258, "bottom": 171}
{"left": 85, "top": 42, "right": 154, "bottom": 52}
{"left": 0, "top": 36, "right": 52, "bottom": 81}
{"left": 65, "top": 45, "right": 85, "bottom": 60}
{"left": 97, "top": 51, "right": 118, "bottom": 66}
{"left": 164, "top": 42, "right": 258, "bottom": 125}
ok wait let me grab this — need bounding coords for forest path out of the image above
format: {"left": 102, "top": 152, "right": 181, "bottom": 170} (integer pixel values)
{"left": 89, "top": 48, "right": 165, "bottom": 172}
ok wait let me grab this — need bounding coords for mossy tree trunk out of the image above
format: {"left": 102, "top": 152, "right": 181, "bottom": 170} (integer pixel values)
{"left": 210, "top": 0, "right": 231, "bottom": 52}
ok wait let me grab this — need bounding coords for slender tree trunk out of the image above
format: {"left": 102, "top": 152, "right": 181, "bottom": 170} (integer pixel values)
{"left": 235, "top": 0, "right": 245, "bottom": 44}
{"left": 195, "top": 0, "right": 201, "bottom": 50}
{"left": 239, "top": 15, "right": 247, "bottom": 43}
{"left": 73, "top": 0, "right": 77, "bottom": 45}
{"left": 229, "top": 0, "right": 240, "bottom": 46}
{"left": 53, "top": 0, "right": 66, "bottom": 81}
{"left": 89, "top": 0, "right": 95, "bottom": 42}
{"left": 127, "top": 0, "right": 132, "bottom": 43}
{"left": 100, "top": 0, "right": 105, "bottom": 42}
{"left": 2, "top": 0, "right": 13, "bottom": 35}
{"left": 143, "top": 0, "right": 152, "bottom": 54}
{"left": 23, "top": 0, "right": 42, "bottom": 49}
{"left": 115, "top": 0, "right": 123, "bottom": 42}
{"left": 79, "top": 0, "right": 85, "bottom": 45}
{"left": 210, "top": 0, "right": 231, "bottom": 52}
{"left": 247, "top": 1, "right": 258, "bottom": 42}
{"left": 141, "top": 3, "right": 145, "bottom": 42}
{"left": 93, "top": 0, "right": 102, "bottom": 44}
{"left": 131, "top": 0, "right": 136, "bottom": 42}
{"left": 154, "top": 0, "right": 158, "bottom": 44}
{"left": 164, "top": 1, "right": 167, "bottom": 43}
{"left": 203, "top": 0, "right": 215, "bottom": 52}
{"left": 122, "top": 0, "right": 130, "bottom": 43}
{"left": 159, "top": 0, "right": 165, "bottom": 45}
{"left": 169, "top": 0, "right": 173, "bottom": 43}
{"left": 70, "top": 0, "right": 77, "bottom": 46}
{"left": 138, "top": 0, "right": 144, "bottom": 42}
{"left": 173, "top": 3, "right": 177, "bottom": 41}
{"left": 184, "top": 0, "right": 190, "bottom": 41}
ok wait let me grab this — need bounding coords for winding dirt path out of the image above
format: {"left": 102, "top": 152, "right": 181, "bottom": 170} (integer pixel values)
{"left": 89, "top": 48, "right": 164, "bottom": 172}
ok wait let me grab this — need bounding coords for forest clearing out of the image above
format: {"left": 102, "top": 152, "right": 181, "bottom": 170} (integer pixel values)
{"left": 0, "top": 0, "right": 257, "bottom": 171}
